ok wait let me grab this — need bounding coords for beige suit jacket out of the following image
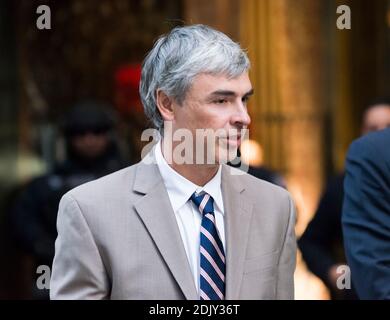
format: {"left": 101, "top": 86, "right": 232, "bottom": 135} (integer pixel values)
{"left": 50, "top": 158, "right": 296, "bottom": 300}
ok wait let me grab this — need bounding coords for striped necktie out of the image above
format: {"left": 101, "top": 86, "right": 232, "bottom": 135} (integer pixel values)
{"left": 191, "top": 192, "right": 225, "bottom": 300}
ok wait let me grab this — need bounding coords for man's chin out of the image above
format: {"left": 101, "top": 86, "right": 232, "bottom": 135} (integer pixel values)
{"left": 215, "top": 146, "right": 238, "bottom": 164}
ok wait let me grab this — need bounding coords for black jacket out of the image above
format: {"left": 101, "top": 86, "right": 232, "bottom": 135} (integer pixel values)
{"left": 342, "top": 128, "right": 390, "bottom": 299}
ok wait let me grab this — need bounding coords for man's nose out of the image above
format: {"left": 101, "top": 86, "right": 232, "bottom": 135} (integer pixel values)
{"left": 231, "top": 101, "right": 251, "bottom": 127}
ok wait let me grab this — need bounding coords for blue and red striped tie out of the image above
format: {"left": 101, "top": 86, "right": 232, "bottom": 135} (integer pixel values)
{"left": 191, "top": 192, "right": 225, "bottom": 300}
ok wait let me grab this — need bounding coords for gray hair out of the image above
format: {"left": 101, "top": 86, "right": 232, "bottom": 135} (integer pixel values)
{"left": 139, "top": 24, "right": 250, "bottom": 132}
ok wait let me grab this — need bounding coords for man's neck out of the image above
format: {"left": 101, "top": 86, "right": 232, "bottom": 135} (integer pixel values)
{"left": 161, "top": 139, "right": 219, "bottom": 186}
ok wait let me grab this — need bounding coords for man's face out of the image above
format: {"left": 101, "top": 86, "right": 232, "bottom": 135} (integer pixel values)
{"left": 70, "top": 130, "right": 110, "bottom": 160}
{"left": 169, "top": 72, "right": 253, "bottom": 164}
{"left": 362, "top": 104, "right": 390, "bottom": 134}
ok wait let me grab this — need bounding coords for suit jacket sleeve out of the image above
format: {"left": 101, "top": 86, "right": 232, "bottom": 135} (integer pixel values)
{"left": 342, "top": 133, "right": 390, "bottom": 299}
{"left": 50, "top": 193, "right": 110, "bottom": 299}
{"left": 276, "top": 195, "right": 297, "bottom": 299}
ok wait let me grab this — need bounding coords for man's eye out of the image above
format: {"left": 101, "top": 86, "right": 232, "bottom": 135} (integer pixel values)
{"left": 242, "top": 96, "right": 250, "bottom": 104}
{"left": 214, "top": 99, "right": 228, "bottom": 104}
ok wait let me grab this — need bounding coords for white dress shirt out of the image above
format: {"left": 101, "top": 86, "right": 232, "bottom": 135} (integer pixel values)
{"left": 154, "top": 141, "right": 226, "bottom": 293}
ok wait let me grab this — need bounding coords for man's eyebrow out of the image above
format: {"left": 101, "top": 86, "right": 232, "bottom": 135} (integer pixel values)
{"left": 208, "top": 88, "right": 254, "bottom": 97}
{"left": 243, "top": 88, "right": 254, "bottom": 97}
{"left": 209, "top": 90, "right": 236, "bottom": 97}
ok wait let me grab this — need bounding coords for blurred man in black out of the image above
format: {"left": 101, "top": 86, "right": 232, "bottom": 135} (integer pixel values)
{"left": 11, "top": 100, "right": 127, "bottom": 299}
{"left": 230, "top": 139, "right": 286, "bottom": 188}
{"left": 298, "top": 98, "right": 390, "bottom": 299}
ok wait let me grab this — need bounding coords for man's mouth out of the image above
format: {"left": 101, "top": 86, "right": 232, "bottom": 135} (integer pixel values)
{"left": 219, "top": 135, "right": 241, "bottom": 148}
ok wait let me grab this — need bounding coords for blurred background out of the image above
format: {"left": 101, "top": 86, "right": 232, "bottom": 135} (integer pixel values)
{"left": 0, "top": 0, "right": 389, "bottom": 299}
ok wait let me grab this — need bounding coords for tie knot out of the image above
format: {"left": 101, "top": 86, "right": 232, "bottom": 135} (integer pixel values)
{"left": 190, "top": 192, "right": 214, "bottom": 214}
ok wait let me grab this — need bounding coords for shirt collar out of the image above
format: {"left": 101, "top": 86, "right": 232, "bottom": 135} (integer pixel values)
{"left": 155, "top": 140, "right": 224, "bottom": 214}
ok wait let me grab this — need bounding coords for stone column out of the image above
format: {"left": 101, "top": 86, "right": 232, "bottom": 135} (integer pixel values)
{"left": 183, "top": 0, "right": 240, "bottom": 40}
{"left": 240, "top": 0, "right": 327, "bottom": 235}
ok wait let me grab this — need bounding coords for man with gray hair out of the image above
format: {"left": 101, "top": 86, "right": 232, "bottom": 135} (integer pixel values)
{"left": 50, "top": 24, "right": 297, "bottom": 300}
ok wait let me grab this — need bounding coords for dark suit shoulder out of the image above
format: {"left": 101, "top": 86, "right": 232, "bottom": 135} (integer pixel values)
{"left": 348, "top": 128, "right": 390, "bottom": 160}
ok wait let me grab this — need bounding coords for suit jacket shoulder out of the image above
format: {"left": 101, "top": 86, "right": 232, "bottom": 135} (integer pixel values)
{"left": 348, "top": 128, "right": 390, "bottom": 166}
{"left": 223, "top": 164, "right": 293, "bottom": 221}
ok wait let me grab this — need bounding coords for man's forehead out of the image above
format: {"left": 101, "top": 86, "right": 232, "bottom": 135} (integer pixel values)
{"left": 191, "top": 72, "right": 252, "bottom": 94}
{"left": 365, "top": 104, "right": 390, "bottom": 117}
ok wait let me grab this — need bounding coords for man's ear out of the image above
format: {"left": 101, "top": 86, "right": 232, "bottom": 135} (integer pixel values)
{"left": 156, "top": 89, "right": 175, "bottom": 121}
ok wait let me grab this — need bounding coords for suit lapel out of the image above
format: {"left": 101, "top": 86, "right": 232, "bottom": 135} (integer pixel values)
{"left": 133, "top": 160, "right": 198, "bottom": 300}
{"left": 222, "top": 165, "right": 254, "bottom": 300}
